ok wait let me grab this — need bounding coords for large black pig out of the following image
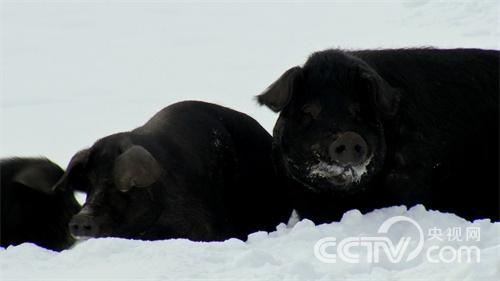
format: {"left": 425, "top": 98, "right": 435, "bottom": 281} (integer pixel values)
{"left": 1, "top": 157, "right": 81, "bottom": 251}
{"left": 258, "top": 48, "right": 499, "bottom": 222}
{"left": 56, "top": 101, "right": 292, "bottom": 241}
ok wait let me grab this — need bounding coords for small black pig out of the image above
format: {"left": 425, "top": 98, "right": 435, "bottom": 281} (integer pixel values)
{"left": 1, "top": 157, "right": 81, "bottom": 251}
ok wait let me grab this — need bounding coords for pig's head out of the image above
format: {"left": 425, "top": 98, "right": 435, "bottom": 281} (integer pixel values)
{"left": 258, "top": 50, "right": 399, "bottom": 193}
{"left": 54, "top": 133, "right": 165, "bottom": 240}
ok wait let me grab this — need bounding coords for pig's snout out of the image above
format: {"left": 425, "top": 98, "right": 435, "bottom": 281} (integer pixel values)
{"left": 69, "top": 213, "right": 100, "bottom": 238}
{"left": 329, "top": 131, "right": 368, "bottom": 166}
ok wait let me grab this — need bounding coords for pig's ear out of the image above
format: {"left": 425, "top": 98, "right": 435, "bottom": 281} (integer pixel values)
{"left": 52, "top": 149, "right": 90, "bottom": 192}
{"left": 113, "top": 145, "right": 162, "bottom": 192}
{"left": 257, "top": 66, "right": 303, "bottom": 112}
{"left": 360, "top": 66, "right": 400, "bottom": 119}
{"left": 14, "top": 160, "right": 63, "bottom": 194}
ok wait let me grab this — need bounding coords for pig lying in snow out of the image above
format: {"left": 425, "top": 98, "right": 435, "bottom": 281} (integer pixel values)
{"left": 1, "top": 157, "right": 81, "bottom": 251}
{"left": 56, "top": 101, "right": 292, "bottom": 241}
{"left": 258, "top": 48, "right": 499, "bottom": 223}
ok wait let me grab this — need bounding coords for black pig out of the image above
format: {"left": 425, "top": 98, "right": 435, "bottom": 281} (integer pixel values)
{"left": 56, "top": 101, "right": 292, "bottom": 241}
{"left": 258, "top": 48, "right": 499, "bottom": 222}
{"left": 1, "top": 157, "right": 81, "bottom": 251}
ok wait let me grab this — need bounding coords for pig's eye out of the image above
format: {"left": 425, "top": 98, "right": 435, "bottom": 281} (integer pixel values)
{"left": 298, "top": 104, "right": 321, "bottom": 128}
{"left": 301, "top": 104, "right": 321, "bottom": 119}
{"left": 68, "top": 172, "right": 90, "bottom": 193}
{"left": 348, "top": 103, "right": 361, "bottom": 117}
{"left": 349, "top": 103, "right": 375, "bottom": 123}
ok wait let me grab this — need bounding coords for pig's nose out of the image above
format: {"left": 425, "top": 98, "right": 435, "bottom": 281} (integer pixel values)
{"left": 329, "top": 131, "right": 368, "bottom": 166}
{"left": 69, "top": 213, "right": 99, "bottom": 238}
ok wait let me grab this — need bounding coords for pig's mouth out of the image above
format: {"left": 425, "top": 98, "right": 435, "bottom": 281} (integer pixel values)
{"left": 307, "top": 156, "right": 373, "bottom": 188}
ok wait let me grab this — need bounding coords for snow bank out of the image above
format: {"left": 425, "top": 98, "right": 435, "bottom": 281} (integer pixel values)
{"left": 2, "top": 205, "right": 499, "bottom": 281}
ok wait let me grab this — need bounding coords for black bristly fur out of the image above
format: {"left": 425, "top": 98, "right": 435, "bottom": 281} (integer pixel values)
{"left": 259, "top": 48, "right": 499, "bottom": 222}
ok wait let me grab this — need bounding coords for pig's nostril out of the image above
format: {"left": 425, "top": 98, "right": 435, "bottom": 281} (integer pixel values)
{"left": 335, "top": 145, "right": 346, "bottom": 154}
{"left": 354, "top": 144, "right": 362, "bottom": 153}
{"left": 70, "top": 214, "right": 98, "bottom": 237}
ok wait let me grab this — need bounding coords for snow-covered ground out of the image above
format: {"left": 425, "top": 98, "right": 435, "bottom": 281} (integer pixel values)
{"left": 2, "top": 206, "right": 500, "bottom": 280}
{"left": 1, "top": 0, "right": 499, "bottom": 280}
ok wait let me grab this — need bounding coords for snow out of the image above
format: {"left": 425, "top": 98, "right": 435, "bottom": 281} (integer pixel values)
{"left": 1, "top": 0, "right": 499, "bottom": 279}
{"left": 309, "top": 155, "right": 373, "bottom": 185}
{"left": 1, "top": 205, "right": 500, "bottom": 280}
{"left": 1, "top": 0, "right": 499, "bottom": 167}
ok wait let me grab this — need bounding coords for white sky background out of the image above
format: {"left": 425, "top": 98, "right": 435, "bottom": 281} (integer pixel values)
{"left": 1, "top": 0, "right": 499, "bottom": 168}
